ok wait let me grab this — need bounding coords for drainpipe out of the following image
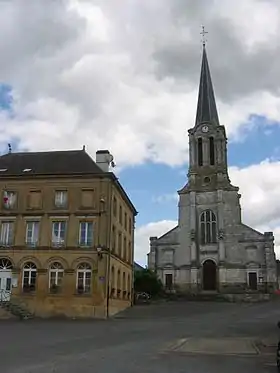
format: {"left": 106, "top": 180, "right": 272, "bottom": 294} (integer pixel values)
{"left": 131, "top": 216, "right": 136, "bottom": 308}
{"left": 106, "top": 179, "right": 113, "bottom": 318}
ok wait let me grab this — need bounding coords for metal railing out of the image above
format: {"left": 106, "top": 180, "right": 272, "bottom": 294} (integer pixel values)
{"left": 78, "top": 241, "right": 93, "bottom": 247}
{"left": 51, "top": 240, "right": 65, "bottom": 247}
{"left": 0, "top": 241, "right": 13, "bottom": 247}
{"left": 25, "top": 241, "right": 38, "bottom": 248}
{"left": 0, "top": 289, "right": 11, "bottom": 303}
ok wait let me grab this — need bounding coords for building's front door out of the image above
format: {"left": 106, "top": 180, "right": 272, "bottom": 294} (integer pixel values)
{"left": 165, "top": 274, "right": 173, "bottom": 290}
{"left": 248, "top": 272, "right": 257, "bottom": 290}
{"left": 202, "top": 260, "right": 217, "bottom": 291}
{"left": 0, "top": 270, "right": 12, "bottom": 301}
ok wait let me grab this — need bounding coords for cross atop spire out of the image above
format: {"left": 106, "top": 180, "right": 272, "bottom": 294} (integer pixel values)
{"left": 200, "top": 25, "right": 208, "bottom": 47}
{"left": 195, "top": 38, "right": 220, "bottom": 127}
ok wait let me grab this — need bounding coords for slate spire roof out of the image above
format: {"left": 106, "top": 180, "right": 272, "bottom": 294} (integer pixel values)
{"left": 195, "top": 44, "right": 220, "bottom": 127}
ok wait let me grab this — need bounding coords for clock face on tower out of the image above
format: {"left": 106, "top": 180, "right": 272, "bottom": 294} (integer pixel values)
{"left": 202, "top": 125, "right": 209, "bottom": 133}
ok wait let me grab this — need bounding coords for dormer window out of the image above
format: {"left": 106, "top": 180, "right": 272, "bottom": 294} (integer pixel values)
{"left": 0, "top": 169, "right": 7, "bottom": 172}
{"left": 23, "top": 168, "right": 32, "bottom": 172}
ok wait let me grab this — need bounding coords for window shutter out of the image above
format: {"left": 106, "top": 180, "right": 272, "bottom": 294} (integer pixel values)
{"left": 28, "top": 191, "right": 41, "bottom": 209}
{"left": 81, "top": 190, "right": 94, "bottom": 208}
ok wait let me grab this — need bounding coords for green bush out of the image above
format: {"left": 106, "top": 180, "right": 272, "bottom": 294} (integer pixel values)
{"left": 134, "top": 269, "right": 163, "bottom": 297}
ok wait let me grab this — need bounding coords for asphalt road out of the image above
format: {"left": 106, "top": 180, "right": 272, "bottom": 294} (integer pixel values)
{"left": 1, "top": 300, "right": 280, "bottom": 373}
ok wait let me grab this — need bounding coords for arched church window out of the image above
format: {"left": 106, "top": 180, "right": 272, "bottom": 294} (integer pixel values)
{"left": 197, "top": 138, "right": 203, "bottom": 166}
{"left": 200, "top": 210, "right": 217, "bottom": 244}
{"left": 209, "top": 137, "right": 215, "bottom": 165}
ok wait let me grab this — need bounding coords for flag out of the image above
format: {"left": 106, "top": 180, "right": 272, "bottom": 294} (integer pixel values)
{"left": 3, "top": 191, "right": 14, "bottom": 208}
{"left": 3, "top": 191, "right": 9, "bottom": 205}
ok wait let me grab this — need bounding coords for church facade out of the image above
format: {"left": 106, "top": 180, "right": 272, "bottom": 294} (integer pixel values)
{"left": 147, "top": 45, "right": 277, "bottom": 299}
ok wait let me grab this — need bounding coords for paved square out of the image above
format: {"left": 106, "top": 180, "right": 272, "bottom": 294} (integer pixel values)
{"left": 169, "top": 337, "right": 258, "bottom": 356}
{"left": 0, "top": 301, "right": 279, "bottom": 372}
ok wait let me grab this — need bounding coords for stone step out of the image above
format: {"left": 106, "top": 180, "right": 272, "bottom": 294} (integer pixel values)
{"left": 164, "top": 293, "right": 229, "bottom": 302}
{"left": 0, "top": 300, "right": 34, "bottom": 320}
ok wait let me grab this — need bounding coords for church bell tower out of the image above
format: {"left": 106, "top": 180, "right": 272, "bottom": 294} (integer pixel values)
{"left": 177, "top": 34, "right": 240, "bottom": 286}
{"left": 187, "top": 44, "right": 236, "bottom": 192}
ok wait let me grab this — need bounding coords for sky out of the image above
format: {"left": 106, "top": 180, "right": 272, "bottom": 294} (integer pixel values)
{"left": 0, "top": 0, "right": 280, "bottom": 266}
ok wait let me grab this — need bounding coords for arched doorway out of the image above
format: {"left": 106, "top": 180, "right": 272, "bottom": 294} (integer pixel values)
{"left": 0, "top": 258, "right": 13, "bottom": 301}
{"left": 202, "top": 260, "right": 217, "bottom": 291}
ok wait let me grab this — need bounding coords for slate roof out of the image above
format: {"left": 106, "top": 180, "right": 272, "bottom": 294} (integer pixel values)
{"left": 134, "top": 262, "right": 145, "bottom": 271}
{"left": 0, "top": 150, "right": 103, "bottom": 176}
{"left": 195, "top": 45, "right": 220, "bottom": 127}
{"left": 0, "top": 149, "right": 138, "bottom": 215}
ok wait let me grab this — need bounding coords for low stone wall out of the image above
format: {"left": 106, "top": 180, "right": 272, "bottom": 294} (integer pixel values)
{"left": 10, "top": 294, "right": 107, "bottom": 319}
{"left": 108, "top": 299, "right": 131, "bottom": 316}
{"left": 172, "top": 281, "right": 276, "bottom": 298}
{"left": 7, "top": 294, "right": 131, "bottom": 319}
{"left": 221, "top": 293, "right": 271, "bottom": 303}
{"left": 162, "top": 285, "right": 274, "bottom": 303}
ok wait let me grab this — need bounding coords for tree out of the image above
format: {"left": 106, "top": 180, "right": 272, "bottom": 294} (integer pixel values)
{"left": 134, "top": 269, "right": 163, "bottom": 297}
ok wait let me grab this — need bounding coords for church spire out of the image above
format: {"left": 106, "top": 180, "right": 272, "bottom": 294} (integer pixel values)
{"left": 195, "top": 42, "right": 220, "bottom": 127}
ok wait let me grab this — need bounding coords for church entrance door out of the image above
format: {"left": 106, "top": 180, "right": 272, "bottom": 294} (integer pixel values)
{"left": 202, "top": 260, "right": 217, "bottom": 291}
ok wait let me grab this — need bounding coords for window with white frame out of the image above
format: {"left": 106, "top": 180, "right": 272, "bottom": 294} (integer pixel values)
{"left": 22, "top": 262, "right": 37, "bottom": 292}
{"left": 25, "top": 221, "right": 39, "bottom": 246}
{"left": 52, "top": 221, "right": 66, "bottom": 246}
{"left": 54, "top": 190, "right": 67, "bottom": 208}
{"left": 76, "top": 263, "right": 92, "bottom": 294}
{"left": 0, "top": 221, "right": 14, "bottom": 246}
{"left": 49, "top": 262, "right": 64, "bottom": 292}
{"left": 0, "top": 258, "right": 12, "bottom": 270}
{"left": 79, "top": 222, "right": 93, "bottom": 246}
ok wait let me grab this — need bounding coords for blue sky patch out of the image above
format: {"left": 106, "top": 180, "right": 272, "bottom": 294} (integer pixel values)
{"left": 0, "top": 84, "right": 13, "bottom": 111}
{"left": 228, "top": 117, "right": 280, "bottom": 167}
{"left": 120, "top": 118, "right": 280, "bottom": 228}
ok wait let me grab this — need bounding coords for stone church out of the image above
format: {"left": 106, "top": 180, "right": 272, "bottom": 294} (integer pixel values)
{"left": 147, "top": 44, "right": 277, "bottom": 299}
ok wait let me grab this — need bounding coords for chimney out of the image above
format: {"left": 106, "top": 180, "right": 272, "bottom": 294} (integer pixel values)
{"left": 96, "top": 150, "right": 114, "bottom": 172}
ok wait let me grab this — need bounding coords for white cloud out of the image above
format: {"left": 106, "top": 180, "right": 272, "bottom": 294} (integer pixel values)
{"left": 135, "top": 220, "right": 177, "bottom": 265}
{"left": 0, "top": 1, "right": 280, "bottom": 166}
{"left": 229, "top": 160, "right": 280, "bottom": 258}
{"left": 216, "top": 0, "right": 280, "bottom": 50}
{"left": 152, "top": 193, "right": 178, "bottom": 204}
{"left": 229, "top": 160, "right": 280, "bottom": 227}
{"left": 136, "top": 158, "right": 280, "bottom": 265}
{"left": 1, "top": 1, "right": 280, "bottom": 265}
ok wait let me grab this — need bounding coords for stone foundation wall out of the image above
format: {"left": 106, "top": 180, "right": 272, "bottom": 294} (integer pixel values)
{"left": 173, "top": 280, "right": 276, "bottom": 295}
{"left": 12, "top": 295, "right": 105, "bottom": 319}
{"left": 0, "top": 307, "right": 16, "bottom": 319}
{"left": 108, "top": 299, "right": 131, "bottom": 316}
{"left": 219, "top": 283, "right": 247, "bottom": 294}
{"left": 220, "top": 282, "right": 276, "bottom": 294}
{"left": 222, "top": 293, "right": 271, "bottom": 302}
{"left": 10, "top": 294, "right": 130, "bottom": 319}
{"left": 170, "top": 281, "right": 275, "bottom": 303}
